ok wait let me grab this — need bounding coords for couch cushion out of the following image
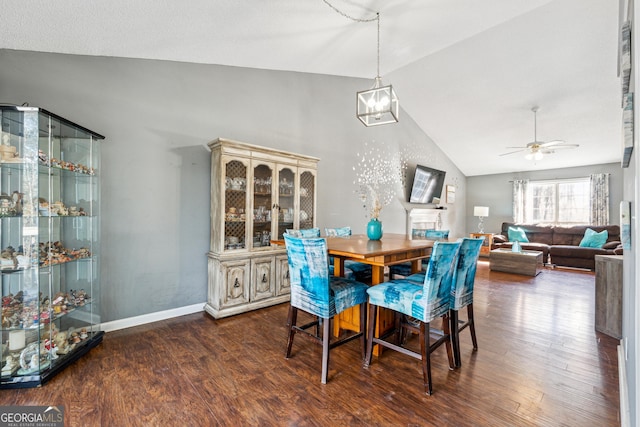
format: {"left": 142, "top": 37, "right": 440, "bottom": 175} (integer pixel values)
{"left": 552, "top": 225, "right": 620, "bottom": 246}
{"left": 500, "top": 223, "right": 554, "bottom": 245}
{"left": 579, "top": 228, "right": 608, "bottom": 248}
{"left": 508, "top": 227, "right": 529, "bottom": 243}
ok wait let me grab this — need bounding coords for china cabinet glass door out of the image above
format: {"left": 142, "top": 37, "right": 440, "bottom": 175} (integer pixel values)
{"left": 276, "top": 166, "right": 296, "bottom": 239}
{"left": 223, "top": 159, "right": 247, "bottom": 251}
{"left": 299, "top": 170, "right": 315, "bottom": 230}
{"left": 252, "top": 162, "right": 273, "bottom": 249}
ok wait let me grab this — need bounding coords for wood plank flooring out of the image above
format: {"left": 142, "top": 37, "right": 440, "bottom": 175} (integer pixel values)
{"left": 0, "top": 261, "right": 620, "bottom": 426}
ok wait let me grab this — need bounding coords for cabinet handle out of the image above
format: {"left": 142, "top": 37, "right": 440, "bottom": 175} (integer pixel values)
{"left": 285, "top": 270, "right": 289, "bottom": 279}
{"left": 234, "top": 278, "right": 240, "bottom": 288}
{"left": 262, "top": 273, "right": 267, "bottom": 283}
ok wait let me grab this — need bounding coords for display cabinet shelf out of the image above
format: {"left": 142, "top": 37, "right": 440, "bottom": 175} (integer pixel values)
{"left": 0, "top": 106, "right": 104, "bottom": 389}
{"left": 206, "top": 138, "right": 318, "bottom": 319}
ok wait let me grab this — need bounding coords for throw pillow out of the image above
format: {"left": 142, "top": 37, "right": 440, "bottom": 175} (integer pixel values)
{"left": 508, "top": 227, "right": 529, "bottom": 243}
{"left": 579, "top": 228, "right": 608, "bottom": 248}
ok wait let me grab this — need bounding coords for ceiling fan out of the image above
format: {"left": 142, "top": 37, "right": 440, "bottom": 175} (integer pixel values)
{"left": 500, "top": 107, "right": 579, "bottom": 160}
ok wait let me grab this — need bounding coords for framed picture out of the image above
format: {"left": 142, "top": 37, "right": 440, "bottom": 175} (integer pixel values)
{"left": 445, "top": 185, "right": 455, "bottom": 204}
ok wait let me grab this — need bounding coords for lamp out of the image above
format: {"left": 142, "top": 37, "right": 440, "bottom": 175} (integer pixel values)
{"left": 474, "top": 206, "right": 489, "bottom": 233}
{"left": 355, "top": 12, "right": 399, "bottom": 126}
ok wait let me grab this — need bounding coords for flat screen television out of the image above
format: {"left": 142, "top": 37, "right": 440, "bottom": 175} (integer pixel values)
{"left": 409, "top": 165, "right": 446, "bottom": 204}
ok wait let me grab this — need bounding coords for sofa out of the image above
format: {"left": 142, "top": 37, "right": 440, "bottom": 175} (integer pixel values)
{"left": 492, "top": 222, "right": 622, "bottom": 270}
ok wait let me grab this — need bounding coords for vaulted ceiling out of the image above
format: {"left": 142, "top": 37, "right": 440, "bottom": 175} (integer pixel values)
{"left": 0, "top": 0, "right": 621, "bottom": 176}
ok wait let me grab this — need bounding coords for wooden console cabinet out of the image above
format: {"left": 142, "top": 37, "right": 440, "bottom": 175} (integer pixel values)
{"left": 470, "top": 233, "right": 493, "bottom": 257}
{"left": 594, "top": 255, "right": 623, "bottom": 339}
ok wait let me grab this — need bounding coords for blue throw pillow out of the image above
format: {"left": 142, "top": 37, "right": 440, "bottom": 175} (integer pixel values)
{"left": 508, "top": 227, "right": 529, "bottom": 243}
{"left": 579, "top": 228, "right": 608, "bottom": 248}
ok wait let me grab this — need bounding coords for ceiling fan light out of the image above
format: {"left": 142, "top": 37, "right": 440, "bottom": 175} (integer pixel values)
{"left": 534, "top": 151, "right": 543, "bottom": 160}
{"left": 525, "top": 152, "right": 533, "bottom": 160}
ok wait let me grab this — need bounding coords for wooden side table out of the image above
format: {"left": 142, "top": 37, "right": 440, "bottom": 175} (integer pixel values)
{"left": 594, "top": 255, "right": 623, "bottom": 339}
{"left": 470, "top": 233, "right": 493, "bottom": 257}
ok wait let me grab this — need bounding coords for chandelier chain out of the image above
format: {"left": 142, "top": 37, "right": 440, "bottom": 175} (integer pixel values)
{"left": 321, "top": 0, "right": 378, "bottom": 23}
{"left": 321, "top": 1, "right": 381, "bottom": 77}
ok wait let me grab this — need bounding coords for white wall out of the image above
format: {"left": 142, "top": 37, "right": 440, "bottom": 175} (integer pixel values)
{"left": 0, "top": 49, "right": 466, "bottom": 322}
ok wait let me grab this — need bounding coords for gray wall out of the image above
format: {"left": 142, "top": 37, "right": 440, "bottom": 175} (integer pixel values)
{"left": 466, "top": 163, "right": 623, "bottom": 234}
{"left": 0, "top": 49, "right": 466, "bottom": 322}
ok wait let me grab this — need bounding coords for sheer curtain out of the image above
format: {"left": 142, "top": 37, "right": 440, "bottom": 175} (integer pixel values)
{"left": 590, "top": 173, "right": 609, "bottom": 226}
{"left": 512, "top": 179, "right": 529, "bottom": 223}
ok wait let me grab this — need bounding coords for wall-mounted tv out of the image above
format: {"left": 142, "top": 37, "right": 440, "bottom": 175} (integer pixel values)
{"left": 409, "top": 165, "right": 446, "bottom": 204}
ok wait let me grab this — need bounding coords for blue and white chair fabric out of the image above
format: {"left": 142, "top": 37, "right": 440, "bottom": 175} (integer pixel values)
{"left": 324, "top": 226, "right": 372, "bottom": 283}
{"left": 389, "top": 229, "right": 450, "bottom": 279}
{"left": 364, "top": 240, "right": 461, "bottom": 395}
{"left": 283, "top": 233, "right": 369, "bottom": 384}
{"left": 286, "top": 227, "right": 321, "bottom": 238}
{"left": 449, "top": 237, "right": 483, "bottom": 367}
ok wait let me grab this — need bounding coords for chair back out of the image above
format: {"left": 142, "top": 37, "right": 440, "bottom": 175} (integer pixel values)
{"left": 416, "top": 240, "right": 461, "bottom": 322}
{"left": 325, "top": 226, "right": 352, "bottom": 237}
{"left": 412, "top": 229, "right": 450, "bottom": 240}
{"left": 451, "top": 237, "right": 484, "bottom": 310}
{"left": 283, "top": 234, "right": 332, "bottom": 317}
{"left": 286, "top": 228, "right": 321, "bottom": 237}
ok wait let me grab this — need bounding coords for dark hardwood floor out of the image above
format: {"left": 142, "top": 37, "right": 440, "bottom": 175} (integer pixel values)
{"left": 0, "top": 262, "right": 620, "bottom": 426}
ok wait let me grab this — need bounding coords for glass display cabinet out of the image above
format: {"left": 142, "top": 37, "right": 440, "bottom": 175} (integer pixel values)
{"left": 0, "top": 106, "right": 104, "bottom": 388}
{"left": 206, "top": 138, "right": 318, "bottom": 319}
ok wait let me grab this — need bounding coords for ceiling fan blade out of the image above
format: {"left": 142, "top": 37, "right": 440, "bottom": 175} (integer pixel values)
{"left": 539, "top": 139, "right": 565, "bottom": 147}
{"left": 499, "top": 149, "right": 526, "bottom": 156}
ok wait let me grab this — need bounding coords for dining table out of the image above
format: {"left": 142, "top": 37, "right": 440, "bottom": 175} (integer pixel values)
{"left": 274, "top": 232, "right": 435, "bottom": 355}
{"left": 325, "top": 233, "right": 434, "bottom": 350}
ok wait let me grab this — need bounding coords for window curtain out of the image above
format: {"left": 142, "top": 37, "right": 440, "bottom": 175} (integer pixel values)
{"left": 589, "top": 173, "right": 609, "bottom": 226}
{"left": 512, "top": 179, "right": 528, "bottom": 223}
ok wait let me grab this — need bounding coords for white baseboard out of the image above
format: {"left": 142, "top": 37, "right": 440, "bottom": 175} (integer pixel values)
{"left": 618, "top": 342, "right": 630, "bottom": 427}
{"left": 99, "top": 302, "right": 206, "bottom": 333}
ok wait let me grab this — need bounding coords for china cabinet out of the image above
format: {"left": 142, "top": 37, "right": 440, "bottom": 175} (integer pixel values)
{"left": 206, "top": 139, "right": 318, "bottom": 319}
{"left": 0, "top": 106, "right": 103, "bottom": 388}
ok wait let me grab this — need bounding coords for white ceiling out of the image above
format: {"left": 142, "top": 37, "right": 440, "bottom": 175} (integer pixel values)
{"left": 0, "top": 0, "right": 622, "bottom": 176}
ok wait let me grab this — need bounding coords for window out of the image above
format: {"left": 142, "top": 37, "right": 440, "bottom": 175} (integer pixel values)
{"left": 525, "top": 178, "right": 590, "bottom": 225}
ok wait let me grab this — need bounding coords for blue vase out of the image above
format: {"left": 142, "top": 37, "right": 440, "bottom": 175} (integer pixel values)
{"left": 367, "top": 218, "right": 383, "bottom": 240}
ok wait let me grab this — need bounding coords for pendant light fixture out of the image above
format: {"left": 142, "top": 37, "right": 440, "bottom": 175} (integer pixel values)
{"left": 322, "top": 1, "right": 399, "bottom": 126}
{"left": 356, "top": 13, "right": 399, "bottom": 126}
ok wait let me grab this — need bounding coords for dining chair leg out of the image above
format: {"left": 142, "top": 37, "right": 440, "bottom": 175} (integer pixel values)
{"left": 468, "top": 303, "right": 478, "bottom": 350}
{"left": 419, "top": 321, "right": 433, "bottom": 395}
{"left": 442, "top": 312, "right": 455, "bottom": 370}
{"left": 364, "top": 303, "right": 377, "bottom": 367}
{"left": 286, "top": 306, "right": 298, "bottom": 358}
{"left": 450, "top": 309, "right": 461, "bottom": 368}
{"left": 359, "top": 302, "right": 367, "bottom": 360}
{"left": 321, "top": 316, "right": 331, "bottom": 384}
{"left": 394, "top": 312, "right": 403, "bottom": 345}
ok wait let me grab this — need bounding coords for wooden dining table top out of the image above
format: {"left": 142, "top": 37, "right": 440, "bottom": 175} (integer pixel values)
{"left": 324, "top": 233, "right": 434, "bottom": 261}
{"left": 272, "top": 233, "right": 435, "bottom": 267}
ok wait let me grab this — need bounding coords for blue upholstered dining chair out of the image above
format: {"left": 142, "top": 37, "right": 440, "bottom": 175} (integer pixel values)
{"left": 364, "top": 240, "right": 461, "bottom": 395}
{"left": 389, "top": 229, "right": 450, "bottom": 279}
{"left": 449, "top": 237, "right": 484, "bottom": 368}
{"left": 283, "top": 233, "right": 369, "bottom": 384}
{"left": 324, "top": 226, "right": 372, "bottom": 283}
